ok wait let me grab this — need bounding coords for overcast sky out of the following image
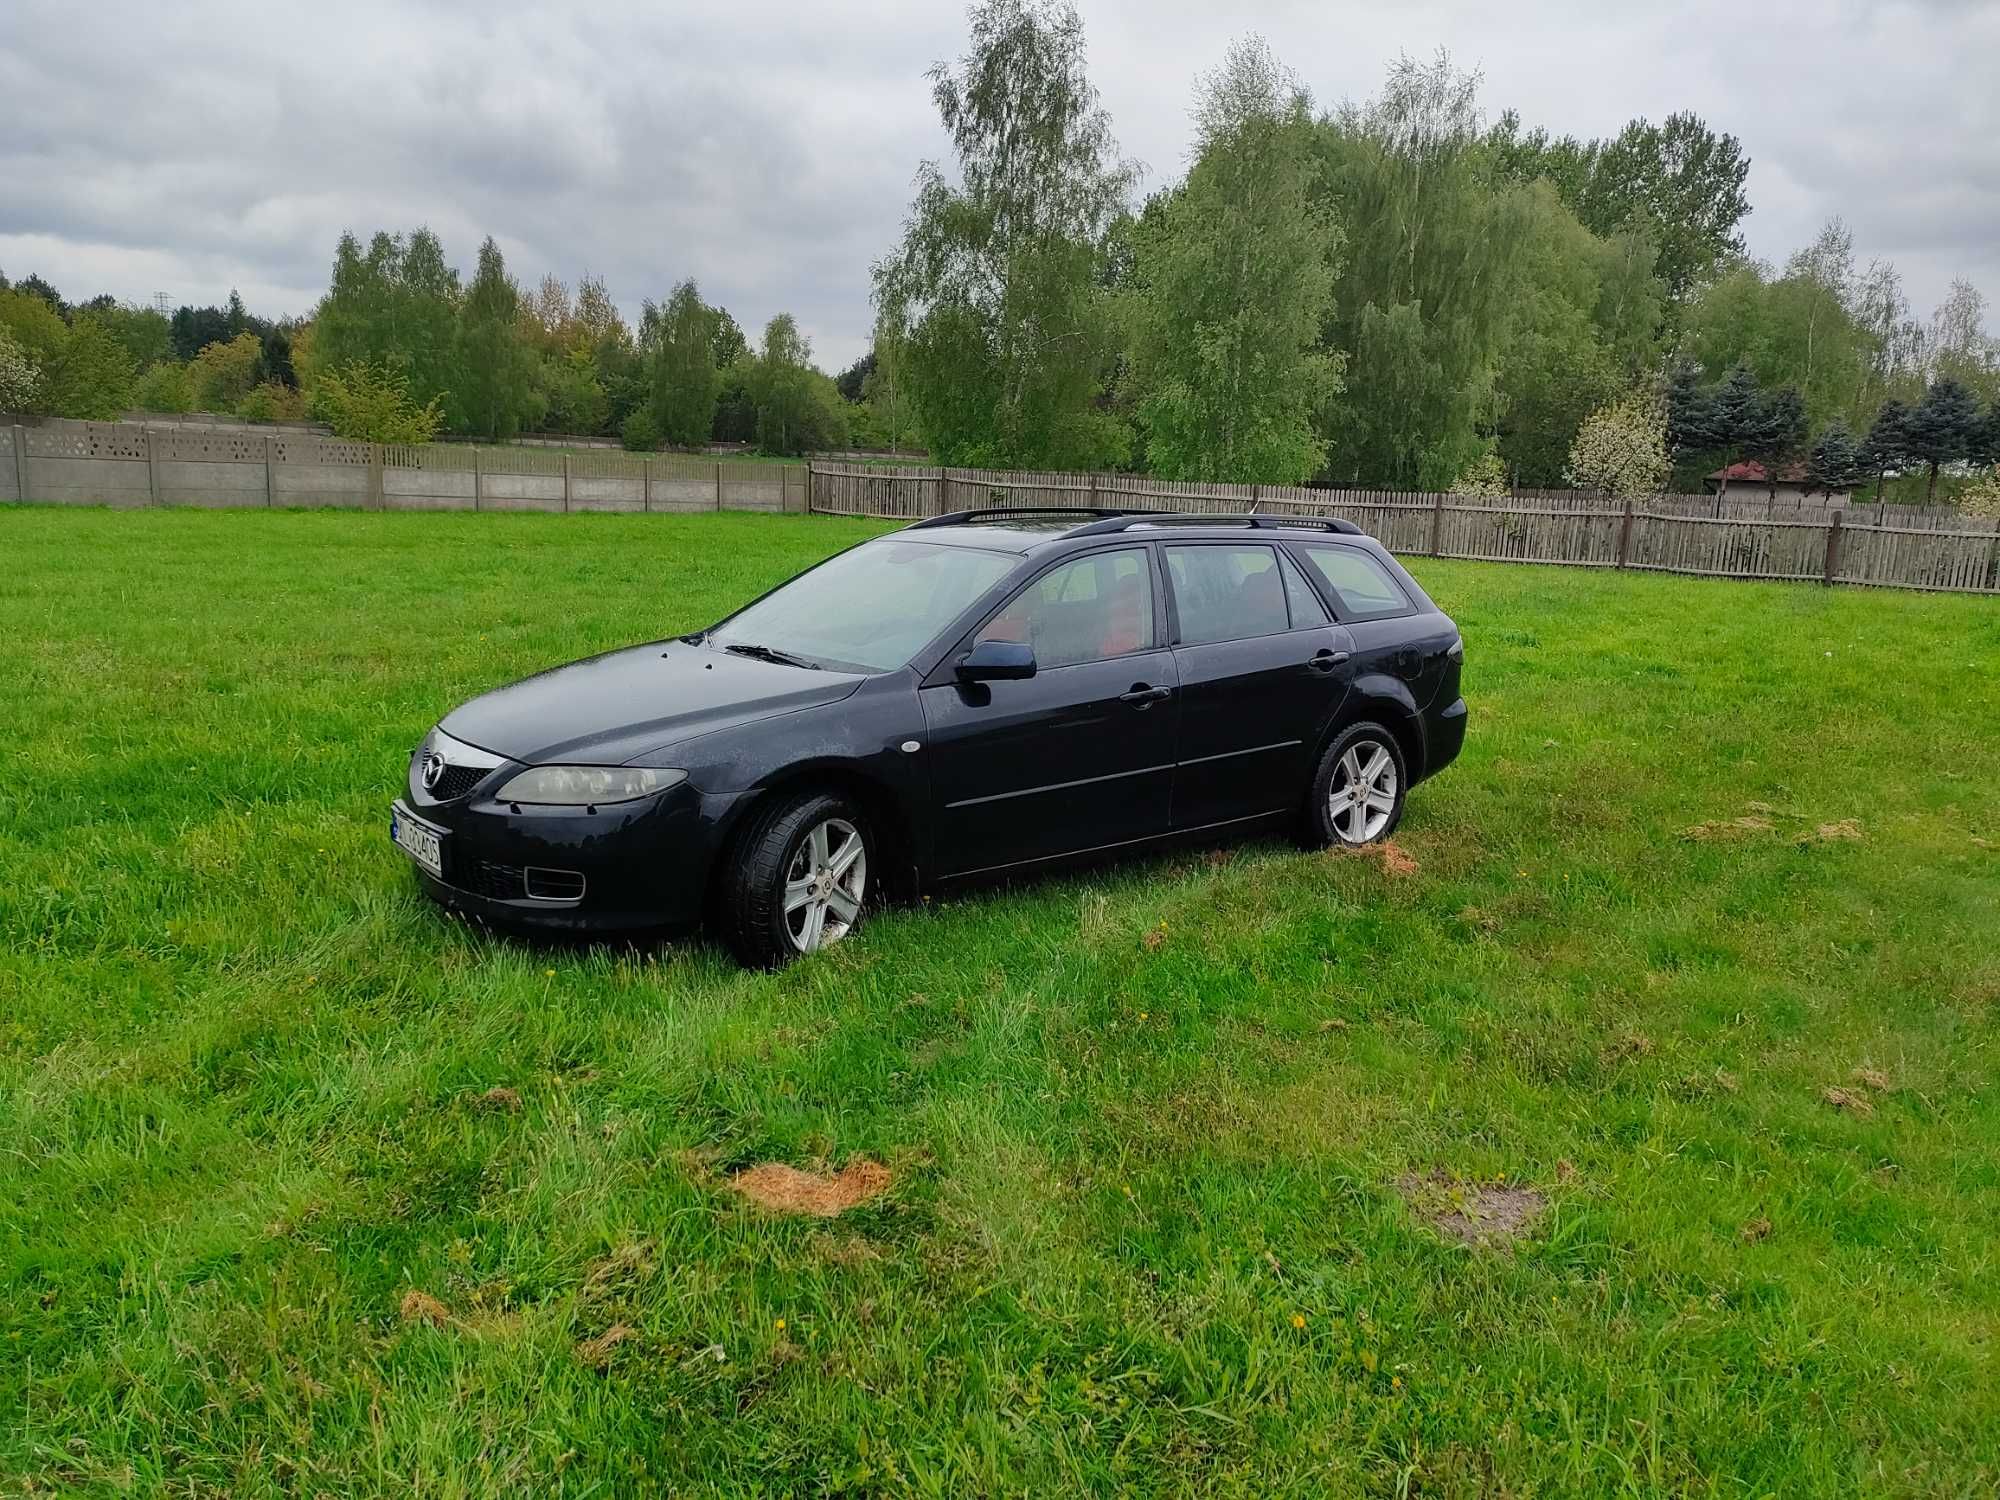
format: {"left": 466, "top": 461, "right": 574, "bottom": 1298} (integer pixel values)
{"left": 2, "top": 0, "right": 1993, "bottom": 370}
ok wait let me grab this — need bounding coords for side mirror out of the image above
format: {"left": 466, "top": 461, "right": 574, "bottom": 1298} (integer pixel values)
{"left": 957, "top": 639, "right": 1036, "bottom": 682}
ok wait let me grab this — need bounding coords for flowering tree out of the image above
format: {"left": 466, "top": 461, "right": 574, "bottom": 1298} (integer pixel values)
{"left": 1450, "top": 452, "right": 1509, "bottom": 496}
{"left": 1959, "top": 467, "right": 2000, "bottom": 521}
{"left": 1565, "top": 390, "right": 1670, "bottom": 497}
{"left": 0, "top": 328, "right": 40, "bottom": 412}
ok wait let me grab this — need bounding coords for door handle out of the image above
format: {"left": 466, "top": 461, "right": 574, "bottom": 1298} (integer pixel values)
{"left": 1119, "top": 684, "right": 1172, "bottom": 707}
{"left": 1308, "top": 649, "right": 1351, "bottom": 672}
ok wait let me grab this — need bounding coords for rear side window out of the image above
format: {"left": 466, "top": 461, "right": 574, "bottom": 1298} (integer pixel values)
{"left": 1279, "top": 551, "right": 1331, "bottom": 628}
{"left": 1166, "top": 545, "right": 1289, "bottom": 645}
{"left": 977, "top": 548, "right": 1155, "bottom": 668}
{"left": 1297, "top": 545, "right": 1413, "bottom": 620}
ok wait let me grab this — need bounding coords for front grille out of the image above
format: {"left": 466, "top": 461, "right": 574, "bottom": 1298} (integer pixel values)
{"left": 450, "top": 859, "right": 586, "bottom": 903}
{"left": 429, "top": 763, "right": 491, "bottom": 801}
{"left": 459, "top": 858, "right": 527, "bottom": 900}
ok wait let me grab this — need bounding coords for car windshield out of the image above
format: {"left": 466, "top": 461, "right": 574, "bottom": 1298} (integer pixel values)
{"left": 708, "top": 538, "right": 1018, "bottom": 673}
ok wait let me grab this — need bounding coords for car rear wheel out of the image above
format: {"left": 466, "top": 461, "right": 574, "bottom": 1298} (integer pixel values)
{"left": 1305, "top": 723, "right": 1406, "bottom": 847}
{"left": 719, "top": 790, "right": 872, "bottom": 968}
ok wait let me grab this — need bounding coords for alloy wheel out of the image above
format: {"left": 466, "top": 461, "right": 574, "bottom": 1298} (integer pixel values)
{"left": 782, "top": 817, "right": 867, "bottom": 952}
{"left": 1330, "top": 741, "right": 1397, "bottom": 843}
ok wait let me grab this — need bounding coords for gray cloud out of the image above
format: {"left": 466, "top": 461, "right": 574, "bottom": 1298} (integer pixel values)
{"left": 2, "top": 0, "right": 1992, "bottom": 369}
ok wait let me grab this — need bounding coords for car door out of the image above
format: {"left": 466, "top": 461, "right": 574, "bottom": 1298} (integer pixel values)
{"left": 1162, "top": 542, "right": 1354, "bottom": 830}
{"left": 1291, "top": 541, "right": 1428, "bottom": 696}
{"left": 919, "top": 545, "right": 1180, "bottom": 877}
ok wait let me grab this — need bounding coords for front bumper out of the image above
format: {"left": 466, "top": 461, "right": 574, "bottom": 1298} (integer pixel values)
{"left": 391, "top": 779, "right": 740, "bottom": 933}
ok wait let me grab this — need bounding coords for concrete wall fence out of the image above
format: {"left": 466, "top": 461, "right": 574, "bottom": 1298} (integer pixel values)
{"left": 0, "top": 419, "right": 806, "bottom": 515}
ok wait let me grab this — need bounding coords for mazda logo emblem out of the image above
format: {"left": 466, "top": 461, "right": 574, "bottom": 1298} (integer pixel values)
{"left": 420, "top": 751, "right": 445, "bottom": 792}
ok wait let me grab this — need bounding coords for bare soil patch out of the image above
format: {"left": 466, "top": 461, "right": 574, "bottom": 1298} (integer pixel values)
{"left": 398, "top": 1290, "right": 450, "bottom": 1327}
{"left": 1685, "top": 806, "right": 1864, "bottom": 846}
{"left": 575, "top": 1323, "right": 633, "bottom": 1369}
{"left": 1399, "top": 1171, "right": 1546, "bottom": 1248}
{"left": 1683, "top": 815, "right": 1776, "bottom": 841}
{"left": 730, "top": 1158, "right": 891, "bottom": 1217}
{"left": 582, "top": 1240, "right": 656, "bottom": 1300}
{"left": 1335, "top": 838, "right": 1419, "bottom": 876}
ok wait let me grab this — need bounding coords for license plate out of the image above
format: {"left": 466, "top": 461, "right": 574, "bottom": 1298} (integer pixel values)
{"left": 391, "top": 803, "right": 445, "bottom": 879}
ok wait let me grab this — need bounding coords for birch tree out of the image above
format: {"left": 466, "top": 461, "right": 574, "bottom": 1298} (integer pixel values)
{"left": 1313, "top": 52, "right": 1528, "bottom": 488}
{"left": 1127, "top": 38, "right": 1343, "bottom": 482}
{"left": 650, "top": 280, "right": 720, "bottom": 449}
{"left": 873, "top": 0, "right": 1135, "bottom": 469}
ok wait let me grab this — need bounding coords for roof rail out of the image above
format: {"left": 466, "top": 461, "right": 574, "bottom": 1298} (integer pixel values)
{"left": 1068, "top": 512, "right": 1367, "bottom": 537}
{"left": 907, "top": 506, "right": 1156, "bottom": 530}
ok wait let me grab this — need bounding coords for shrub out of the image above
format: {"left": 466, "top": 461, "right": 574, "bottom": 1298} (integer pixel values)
{"left": 9, "top": 313, "right": 137, "bottom": 420}
{"left": 235, "top": 381, "right": 306, "bottom": 424}
{"left": 133, "top": 361, "right": 194, "bottom": 413}
{"left": 310, "top": 360, "right": 444, "bottom": 444}
{"left": 620, "top": 410, "right": 662, "bottom": 452}
{"left": 188, "top": 333, "right": 263, "bottom": 411}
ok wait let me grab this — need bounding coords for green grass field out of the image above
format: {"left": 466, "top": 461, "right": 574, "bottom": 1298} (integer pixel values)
{"left": 3, "top": 507, "right": 1998, "bottom": 1496}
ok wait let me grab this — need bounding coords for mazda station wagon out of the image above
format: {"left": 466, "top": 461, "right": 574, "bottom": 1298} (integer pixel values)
{"left": 392, "top": 509, "right": 1467, "bottom": 967}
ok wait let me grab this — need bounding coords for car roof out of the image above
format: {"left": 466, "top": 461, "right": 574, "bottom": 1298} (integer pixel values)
{"left": 899, "top": 508, "right": 1374, "bottom": 555}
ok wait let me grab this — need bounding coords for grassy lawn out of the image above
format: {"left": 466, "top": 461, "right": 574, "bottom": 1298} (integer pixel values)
{"left": 3, "top": 507, "right": 1997, "bottom": 1496}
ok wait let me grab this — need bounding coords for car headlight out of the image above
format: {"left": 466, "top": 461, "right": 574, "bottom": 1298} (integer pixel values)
{"left": 494, "top": 766, "right": 687, "bottom": 806}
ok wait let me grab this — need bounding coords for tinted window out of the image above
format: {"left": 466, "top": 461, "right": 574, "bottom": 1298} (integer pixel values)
{"left": 978, "top": 548, "right": 1154, "bottom": 669}
{"left": 1280, "top": 551, "right": 1332, "bottom": 628}
{"left": 1167, "top": 545, "right": 1289, "bottom": 645}
{"left": 1298, "top": 545, "right": 1413, "bottom": 620}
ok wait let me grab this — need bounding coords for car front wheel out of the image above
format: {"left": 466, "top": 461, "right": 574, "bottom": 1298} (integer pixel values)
{"left": 1305, "top": 723, "right": 1407, "bottom": 847}
{"left": 719, "top": 790, "right": 872, "bottom": 968}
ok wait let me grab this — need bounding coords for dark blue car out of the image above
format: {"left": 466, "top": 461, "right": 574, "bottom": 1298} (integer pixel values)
{"left": 392, "top": 509, "right": 1467, "bottom": 966}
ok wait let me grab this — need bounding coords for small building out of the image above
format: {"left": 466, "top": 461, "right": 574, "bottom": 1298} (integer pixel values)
{"left": 1706, "top": 461, "right": 1848, "bottom": 505}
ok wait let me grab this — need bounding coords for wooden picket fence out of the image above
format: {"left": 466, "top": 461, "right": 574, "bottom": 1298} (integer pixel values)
{"left": 804, "top": 462, "right": 2000, "bottom": 595}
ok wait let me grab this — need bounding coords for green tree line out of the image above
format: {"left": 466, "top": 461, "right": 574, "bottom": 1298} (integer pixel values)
{"left": 870, "top": 1, "right": 2000, "bottom": 499}
{"left": 0, "top": 239, "right": 862, "bottom": 456}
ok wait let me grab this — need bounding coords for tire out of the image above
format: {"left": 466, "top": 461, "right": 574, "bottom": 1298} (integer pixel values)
{"left": 1303, "top": 722, "right": 1407, "bottom": 848}
{"left": 718, "top": 790, "right": 874, "bottom": 968}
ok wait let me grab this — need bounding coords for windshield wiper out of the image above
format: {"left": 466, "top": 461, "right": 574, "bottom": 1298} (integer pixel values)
{"left": 722, "top": 642, "right": 820, "bottom": 670}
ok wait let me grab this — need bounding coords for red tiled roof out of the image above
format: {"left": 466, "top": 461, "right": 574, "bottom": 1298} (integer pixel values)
{"left": 1708, "top": 461, "right": 1809, "bottom": 483}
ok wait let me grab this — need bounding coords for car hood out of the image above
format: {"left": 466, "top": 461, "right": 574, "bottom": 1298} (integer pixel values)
{"left": 440, "top": 640, "right": 865, "bottom": 765}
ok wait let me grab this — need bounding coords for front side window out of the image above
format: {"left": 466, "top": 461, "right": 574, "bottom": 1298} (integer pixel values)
{"left": 977, "top": 548, "right": 1155, "bottom": 669}
{"left": 1166, "top": 544, "right": 1290, "bottom": 645}
{"left": 712, "top": 539, "right": 1017, "bottom": 673}
{"left": 1297, "top": 544, "right": 1413, "bottom": 621}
